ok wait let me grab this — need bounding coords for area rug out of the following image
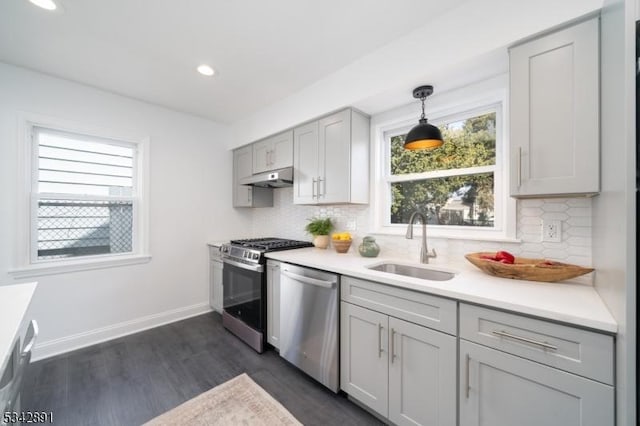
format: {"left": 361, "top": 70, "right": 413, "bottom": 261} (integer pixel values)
{"left": 144, "top": 373, "right": 302, "bottom": 425}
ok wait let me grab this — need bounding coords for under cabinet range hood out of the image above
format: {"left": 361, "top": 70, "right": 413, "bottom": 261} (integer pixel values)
{"left": 240, "top": 167, "right": 294, "bottom": 188}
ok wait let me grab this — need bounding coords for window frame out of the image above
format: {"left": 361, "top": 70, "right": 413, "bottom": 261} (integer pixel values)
{"left": 370, "top": 79, "right": 517, "bottom": 241}
{"left": 10, "top": 113, "right": 151, "bottom": 278}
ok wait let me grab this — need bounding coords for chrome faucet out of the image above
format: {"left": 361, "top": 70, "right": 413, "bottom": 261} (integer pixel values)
{"left": 406, "top": 211, "right": 437, "bottom": 264}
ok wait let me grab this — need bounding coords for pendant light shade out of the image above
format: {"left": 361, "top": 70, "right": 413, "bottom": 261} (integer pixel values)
{"left": 404, "top": 85, "right": 444, "bottom": 150}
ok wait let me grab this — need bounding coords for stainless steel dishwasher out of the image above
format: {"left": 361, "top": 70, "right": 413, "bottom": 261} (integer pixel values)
{"left": 279, "top": 262, "right": 339, "bottom": 392}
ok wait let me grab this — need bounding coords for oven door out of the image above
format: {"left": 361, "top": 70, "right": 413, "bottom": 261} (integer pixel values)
{"left": 222, "top": 258, "right": 265, "bottom": 332}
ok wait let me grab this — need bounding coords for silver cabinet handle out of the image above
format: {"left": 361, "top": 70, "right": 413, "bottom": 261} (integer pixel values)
{"left": 247, "top": 187, "right": 251, "bottom": 203}
{"left": 378, "top": 323, "right": 383, "bottom": 358}
{"left": 390, "top": 328, "right": 396, "bottom": 363}
{"left": 465, "top": 353, "right": 470, "bottom": 399}
{"left": 517, "top": 147, "right": 522, "bottom": 188}
{"left": 318, "top": 177, "right": 325, "bottom": 197}
{"left": 492, "top": 330, "right": 558, "bottom": 351}
{"left": 312, "top": 178, "right": 317, "bottom": 198}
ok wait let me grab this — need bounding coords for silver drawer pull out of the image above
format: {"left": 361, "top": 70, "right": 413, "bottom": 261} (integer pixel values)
{"left": 517, "top": 147, "right": 522, "bottom": 188}
{"left": 492, "top": 330, "right": 558, "bottom": 351}
{"left": 390, "top": 328, "right": 396, "bottom": 363}
{"left": 465, "top": 353, "right": 470, "bottom": 399}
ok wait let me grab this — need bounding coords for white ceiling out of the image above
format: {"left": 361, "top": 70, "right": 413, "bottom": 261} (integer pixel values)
{"left": 0, "top": 0, "right": 466, "bottom": 123}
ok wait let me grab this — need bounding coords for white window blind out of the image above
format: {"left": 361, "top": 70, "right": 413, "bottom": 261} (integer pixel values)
{"left": 33, "top": 127, "right": 137, "bottom": 261}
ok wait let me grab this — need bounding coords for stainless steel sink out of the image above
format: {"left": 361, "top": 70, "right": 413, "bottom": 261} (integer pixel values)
{"left": 367, "top": 262, "right": 455, "bottom": 281}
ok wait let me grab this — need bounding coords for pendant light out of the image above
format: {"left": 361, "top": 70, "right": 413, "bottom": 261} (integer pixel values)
{"left": 403, "top": 85, "right": 443, "bottom": 150}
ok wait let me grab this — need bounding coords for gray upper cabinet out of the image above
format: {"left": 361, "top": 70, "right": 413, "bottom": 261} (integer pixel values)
{"left": 252, "top": 130, "right": 293, "bottom": 174}
{"left": 509, "top": 17, "right": 599, "bottom": 198}
{"left": 232, "top": 146, "right": 273, "bottom": 208}
{"left": 293, "top": 108, "right": 369, "bottom": 205}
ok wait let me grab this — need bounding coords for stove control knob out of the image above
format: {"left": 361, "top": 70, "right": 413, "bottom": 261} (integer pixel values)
{"left": 253, "top": 253, "right": 259, "bottom": 260}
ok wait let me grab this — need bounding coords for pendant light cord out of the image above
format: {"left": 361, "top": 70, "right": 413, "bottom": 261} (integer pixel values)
{"left": 420, "top": 95, "right": 426, "bottom": 121}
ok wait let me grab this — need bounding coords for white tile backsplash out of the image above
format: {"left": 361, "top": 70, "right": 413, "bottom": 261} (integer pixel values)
{"left": 250, "top": 188, "right": 593, "bottom": 280}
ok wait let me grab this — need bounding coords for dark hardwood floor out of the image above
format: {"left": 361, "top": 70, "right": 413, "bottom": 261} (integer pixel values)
{"left": 22, "top": 312, "right": 383, "bottom": 425}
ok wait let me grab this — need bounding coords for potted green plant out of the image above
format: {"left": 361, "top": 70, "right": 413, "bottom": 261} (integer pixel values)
{"left": 305, "top": 217, "right": 333, "bottom": 249}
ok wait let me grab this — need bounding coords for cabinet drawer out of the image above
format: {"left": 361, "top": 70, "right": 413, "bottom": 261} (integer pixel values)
{"left": 460, "top": 304, "right": 614, "bottom": 384}
{"left": 341, "top": 276, "right": 456, "bottom": 335}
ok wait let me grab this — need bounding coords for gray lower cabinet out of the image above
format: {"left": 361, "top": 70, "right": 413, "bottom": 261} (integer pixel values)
{"left": 388, "top": 316, "right": 456, "bottom": 426}
{"left": 208, "top": 245, "right": 223, "bottom": 313}
{"left": 336, "top": 276, "right": 615, "bottom": 425}
{"left": 459, "top": 303, "right": 614, "bottom": 426}
{"left": 341, "top": 301, "right": 456, "bottom": 425}
{"left": 459, "top": 340, "right": 614, "bottom": 426}
{"left": 266, "top": 260, "right": 281, "bottom": 349}
{"left": 341, "top": 302, "right": 389, "bottom": 415}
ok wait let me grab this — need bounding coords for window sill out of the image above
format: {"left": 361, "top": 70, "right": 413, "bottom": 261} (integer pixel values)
{"left": 8, "top": 254, "right": 152, "bottom": 279}
{"left": 370, "top": 227, "right": 521, "bottom": 243}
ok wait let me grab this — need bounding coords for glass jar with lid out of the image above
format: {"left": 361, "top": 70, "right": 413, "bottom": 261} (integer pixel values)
{"left": 358, "top": 236, "right": 380, "bottom": 258}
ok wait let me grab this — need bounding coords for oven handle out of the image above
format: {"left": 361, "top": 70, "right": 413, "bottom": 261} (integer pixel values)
{"left": 281, "top": 269, "right": 336, "bottom": 288}
{"left": 222, "top": 258, "right": 264, "bottom": 273}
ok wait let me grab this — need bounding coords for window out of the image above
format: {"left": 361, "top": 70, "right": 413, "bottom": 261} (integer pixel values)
{"left": 28, "top": 126, "right": 146, "bottom": 265}
{"left": 388, "top": 109, "right": 497, "bottom": 227}
{"left": 373, "top": 90, "right": 515, "bottom": 240}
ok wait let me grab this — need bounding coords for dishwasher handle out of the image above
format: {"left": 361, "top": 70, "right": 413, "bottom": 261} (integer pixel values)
{"left": 281, "top": 269, "right": 336, "bottom": 288}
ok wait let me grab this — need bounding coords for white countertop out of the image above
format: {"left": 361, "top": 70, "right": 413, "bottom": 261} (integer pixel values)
{"left": 207, "top": 241, "right": 227, "bottom": 248}
{"left": 0, "top": 282, "right": 37, "bottom": 374}
{"left": 265, "top": 248, "right": 617, "bottom": 333}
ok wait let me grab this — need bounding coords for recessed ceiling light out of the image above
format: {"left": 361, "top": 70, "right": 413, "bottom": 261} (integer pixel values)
{"left": 28, "top": 0, "right": 57, "bottom": 10}
{"left": 197, "top": 64, "right": 216, "bottom": 77}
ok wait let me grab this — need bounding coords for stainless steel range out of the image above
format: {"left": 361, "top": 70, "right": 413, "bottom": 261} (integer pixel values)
{"left": 220, "top": 238, "right": 313, "bottom": 353}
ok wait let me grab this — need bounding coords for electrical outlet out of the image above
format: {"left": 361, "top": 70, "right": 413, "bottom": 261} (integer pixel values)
{"left": 542, "top": 220, "right": 561, "bottom": 242}
{"left": 345, "top": 220, "right": 357, "bottom": 231}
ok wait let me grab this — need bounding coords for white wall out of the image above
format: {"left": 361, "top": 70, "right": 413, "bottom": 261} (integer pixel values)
{"left": 593, "top": 0, "right": 636, "bottom": 424}
{"left": 230, "top": 0, "right": 603, "bottom": 148}
{"left": 0, "top": 63, "right": 247, "bottom": 360}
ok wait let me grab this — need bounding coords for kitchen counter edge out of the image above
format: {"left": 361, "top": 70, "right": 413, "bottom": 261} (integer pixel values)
{"left": 265, "top": 248, "right": 617, "bottom": 334}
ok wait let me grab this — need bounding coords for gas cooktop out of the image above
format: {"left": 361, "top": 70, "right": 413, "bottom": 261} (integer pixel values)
{"left": 229, "top": 237, "right": 313, "bottom": 252}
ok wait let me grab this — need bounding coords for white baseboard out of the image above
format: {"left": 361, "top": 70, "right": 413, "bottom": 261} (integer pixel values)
{"left": 32, "top": 302, "right": 213, "bottom": 361}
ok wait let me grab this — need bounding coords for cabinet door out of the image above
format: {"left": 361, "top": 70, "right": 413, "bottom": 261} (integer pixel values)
{"left": 318, "top": 109, "right": 351, "bottom": 203}
{"left": 252, "top": 139, "right": 271, "bottom": 174}
{"left": 270, "top": 130, "right": 293, "bottom": 171}
{"left": 266, "top": 261, "right": 281, "bottom": 349}
{"left": 293, "top": 121, "right": 319, "bottom": 204}
{"left": 210, "top": 260, "right": 223, "bottom": 313}
{"left": 459, "top": 340, "right": 614, "bottom": 426}
{"left": 389, "top": 317, "right": 456, "bottom": 426}
{"left": 510, "top": 18, "right": 599, "bottom": 197}
{"left": 233, "top": 146, "right": 253, "bottom": 207}
{"left": 340, "top": 302, "right": 389, "bottom": 417}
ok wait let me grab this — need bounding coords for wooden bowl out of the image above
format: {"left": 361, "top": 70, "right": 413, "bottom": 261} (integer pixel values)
{"left": 332, "top": 239, "right": 352, "bottom": 253}
{"left": 465, "top": 252, "right": 594, "bottom": 282}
